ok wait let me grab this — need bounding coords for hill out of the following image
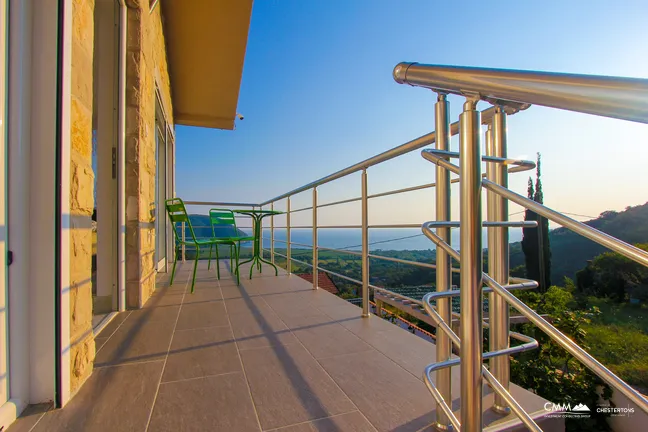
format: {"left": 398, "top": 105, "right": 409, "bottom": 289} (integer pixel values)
{"left": 510, "top": 202, "right": 648, "bottom": 283}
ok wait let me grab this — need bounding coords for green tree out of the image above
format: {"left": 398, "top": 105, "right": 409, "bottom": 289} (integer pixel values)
{"left": 575, "top": 243, "right": 648, "bottom": 302}
{"left": 511, "top": 286, "right": 612, "bottom": 431}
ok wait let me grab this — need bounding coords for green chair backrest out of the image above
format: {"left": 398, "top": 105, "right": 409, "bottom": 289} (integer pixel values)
{"left": 209, "top": 209, "right": 239, "bottom": 239}
{"left": 166, "top": 198, "right": 198, "bottom": 243}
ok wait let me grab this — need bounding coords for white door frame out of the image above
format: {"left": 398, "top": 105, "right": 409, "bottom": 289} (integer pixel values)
{"left": 4, "top": 0, "right": 66, "bottom": 423}
{"left": 0, "top": 0, "right": 11, "bottom": 423}
{"left": 94, "top": 0, "right": 122, "bottom": 315}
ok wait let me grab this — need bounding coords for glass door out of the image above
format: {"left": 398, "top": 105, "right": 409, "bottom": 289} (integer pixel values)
{"left": 92, "top": 0, "right": 120, "bottom": 325}
{"left": 155, "top": 99, "right": 167, "bottom": 272}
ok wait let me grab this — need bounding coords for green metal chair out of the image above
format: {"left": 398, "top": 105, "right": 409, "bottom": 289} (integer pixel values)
{"left": 166, "top": 198, "right": 223, "bottom": 293}
{"left": 208, "top": 209, "right": 255, "bottom": 285}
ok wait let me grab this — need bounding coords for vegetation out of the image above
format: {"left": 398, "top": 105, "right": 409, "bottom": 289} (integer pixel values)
{"left": 575, "top": 243, "right": 648, "bottom": 302}
{"left": 512, "top": 286, "right": 612, "bottom": 432}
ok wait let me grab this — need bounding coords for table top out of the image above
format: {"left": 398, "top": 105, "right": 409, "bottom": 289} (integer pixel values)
{"left": 234, "top": 210, "right": 283, "bottom": 216}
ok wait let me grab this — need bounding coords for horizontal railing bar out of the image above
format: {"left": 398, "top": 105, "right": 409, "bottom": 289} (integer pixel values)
{"left": 260, "top": 107, "right": 499, "bottom": 206}
{"left": 267, "top": 238, "right": 313, "bottom": 249}
{"left": 290, "top": 206, "right": 313, "bottom": 213}
{"left": 369, "top": 224, "right": 421, "bottom": 229}
{"left": 368, "top": 253, "right": 443, "bottom": 271}
{"left": 317, "top": 197, "right": 362, "bottom": 209}
{"left": 319, "top": 225, "right": 362, "bottom": 229}
{"left": 317, "top": 245, "right": 363, "bottom": 256}
{"left": 289, "top": 256, "right": 312, "bottom": 267}
{"left": 289, "top": 241, "right": 312, "bottom": 248}
{"left": 370, "top": 284, "right": 424, "bottom": 306}
{"left": 317, "top": 266, "right": 362, "bottom": 285}
{"left": 393, "top": 62, "right": 648, "bottom": 123}
{"left": 370, "top": 182, "right": 438, "bottom": 199}
{"left": 184, "top": 200, "right": 258, "bottom": 207}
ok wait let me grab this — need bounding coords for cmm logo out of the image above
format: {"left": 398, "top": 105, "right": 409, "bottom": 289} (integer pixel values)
{"left": 544, "top": 402, "right": 591, "bottom": 418}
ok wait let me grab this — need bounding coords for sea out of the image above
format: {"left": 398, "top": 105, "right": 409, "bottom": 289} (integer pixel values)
{"left": 259, "top": 228, "right": 524, "bottom": 251}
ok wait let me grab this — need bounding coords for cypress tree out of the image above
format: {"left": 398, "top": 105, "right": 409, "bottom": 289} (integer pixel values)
{"left": 533, "top": 153, "right": 552, "bottom": 291}
{"left": 521, "top": 177, "right": 540, "bottom": 284}
{"left": 521, "top": 153, "right": 552, "bottom": 292}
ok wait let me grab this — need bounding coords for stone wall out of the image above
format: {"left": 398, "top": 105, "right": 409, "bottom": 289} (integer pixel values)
{"left": 125, "top": 0, "right": 173, "bottom": 308}
{"left": 69, "top": 0, "right": 96, "bottom": 394}
{"left": 67, "top": 0, "right": 174, "bottom": 395}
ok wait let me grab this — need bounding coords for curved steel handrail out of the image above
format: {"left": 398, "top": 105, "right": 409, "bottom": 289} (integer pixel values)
{"left": 421, "top": 292, "right": 541, "bottom": 432}
{"left": 393, "top": 62, "right": 648, "bottom": 123}
{"left": 421, "top": 221, "right": 648, "bottom": 415}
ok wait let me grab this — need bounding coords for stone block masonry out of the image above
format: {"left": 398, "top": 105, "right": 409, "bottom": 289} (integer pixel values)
{"left": 69, "top": 0, "right": 96, "bottom": 395}
{"left": 125, "top": 0, "right": 173, "bottom": 309}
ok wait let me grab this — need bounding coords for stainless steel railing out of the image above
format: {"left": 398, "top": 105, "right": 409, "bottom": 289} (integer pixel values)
{"left": 393, "top": 62, "right": 648, "bottom": 123}
{"left": 188, "top": 64, "right": 648, "bottom": 431}
{"left": 395, "top": 63, "right": 648, "bottom": 431}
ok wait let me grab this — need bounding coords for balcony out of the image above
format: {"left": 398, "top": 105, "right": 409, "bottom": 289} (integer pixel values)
{"left": 10, "top": 261, "right": 558, "bottom": 432}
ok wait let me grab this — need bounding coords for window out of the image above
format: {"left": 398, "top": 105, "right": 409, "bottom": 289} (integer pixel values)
{"left": 155, "top": 96, "right": 172, "bottom": 271}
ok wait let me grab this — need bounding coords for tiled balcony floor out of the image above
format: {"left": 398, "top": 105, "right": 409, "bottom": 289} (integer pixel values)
{"left": 10, "top": 260, "right": 559, "bottom": 432}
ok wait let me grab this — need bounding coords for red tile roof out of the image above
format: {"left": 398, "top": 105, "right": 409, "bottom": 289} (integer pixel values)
{"left": 296, "top": 273, "right": 339, "bottom": 294}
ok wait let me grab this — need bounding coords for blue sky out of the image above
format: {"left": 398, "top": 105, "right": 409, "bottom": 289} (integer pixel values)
{"left": 176, "top": 0, "right": 648, "bottom": 227}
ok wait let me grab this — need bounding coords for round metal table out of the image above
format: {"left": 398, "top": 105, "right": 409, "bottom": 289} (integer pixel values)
{"left": 233, "top": 209, "right": 283, "bottom": 279}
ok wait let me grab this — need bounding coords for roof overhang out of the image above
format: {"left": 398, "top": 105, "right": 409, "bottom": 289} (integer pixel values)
{"left": 161, "top": 0, "right": 253, "bottom": 130}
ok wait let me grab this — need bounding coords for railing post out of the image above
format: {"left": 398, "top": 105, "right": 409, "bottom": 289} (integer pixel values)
{"left": 487, "top": 106, "right": 511, "bottom": 413}
{"left": 270, "top": 202, "right": 275, "bottom": 264}
{"left": 361, "top": 168, "right": 370, "bottom": 317}
{"left": 312, "top": 187, "right": 318, "bottom": 289}
{"left": 459, "top": 98, "right": 483, "bottom": 432}
{"left": 181, "top": 221, "right": 186, "bottom": 261}
{"left": 434, "top": 92, "right": 452, "bottom": 431}
{"left": 286, "top": 196, "right": 291, "bottom": 274}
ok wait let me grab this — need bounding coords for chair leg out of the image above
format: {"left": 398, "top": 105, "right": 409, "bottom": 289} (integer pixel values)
{"left": 235, "top": 242, "right": 241, "bottom": 285}
{"left": 191, "top": 246, "right": 200, "bottom": 294}
{"left": 208, "top": 244, "right": 213, "bottom": 270}
{"left": 215, "top": 244, "right": 221, "bottom": 280}
{"left": 235, "top": 243, "right": 240, "bottom": 276}
{"left": 170, "top": 249, "right": 178, "bottom": 286}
